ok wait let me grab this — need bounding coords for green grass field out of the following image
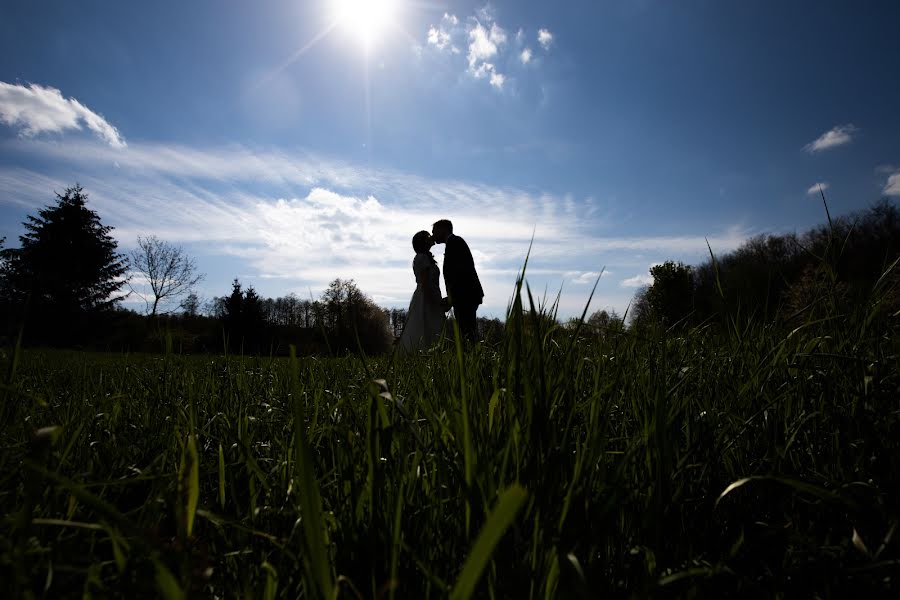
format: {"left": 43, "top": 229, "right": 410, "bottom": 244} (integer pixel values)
{"left": 1, "top": 278, "right": 898, "bottom": 598}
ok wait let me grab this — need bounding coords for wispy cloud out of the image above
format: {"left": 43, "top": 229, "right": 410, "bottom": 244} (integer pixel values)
{"left": 538, "top": 28, "right": 553, "bottom": 49}
{"left": 0, "top": 81, "right": 125, "bottom": 148}
{"left": 803, "top": 124, "right": 856, "bottom": 153}
{"left": 0, "top": 138, "right": 749, "bottom": 317}
{"left": 884, "top": 171, "right": 900, "bottom": 196}
{"left": 807, "top": 182, "right": 829, "bottom": 195}
{"left": 519, "top": 48, "right": 532, "bottom": 64}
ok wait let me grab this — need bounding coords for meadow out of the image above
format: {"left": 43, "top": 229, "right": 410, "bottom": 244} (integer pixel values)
{"left": 1, "top": 272, "right": 898, "bottom": 598}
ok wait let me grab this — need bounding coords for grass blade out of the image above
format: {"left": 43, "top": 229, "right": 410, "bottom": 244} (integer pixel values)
{"left": 450, "top": 484, "right": 528, "bottom": 600}
{"left": 289, "top": 346, "right": 334, "bottom": 599}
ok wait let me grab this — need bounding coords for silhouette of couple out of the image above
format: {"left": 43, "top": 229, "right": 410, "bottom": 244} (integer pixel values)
{"left": 399, "top": 219, "right": 484, "bottom": 353}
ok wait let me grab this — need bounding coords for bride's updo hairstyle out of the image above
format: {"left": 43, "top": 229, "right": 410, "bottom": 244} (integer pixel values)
{"left": 412, "top": 231, "right": 432, "bottom": 253}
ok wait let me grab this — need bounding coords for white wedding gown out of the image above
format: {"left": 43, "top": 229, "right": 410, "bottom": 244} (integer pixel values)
{"left": 399, "top": 252, "right": 446, "bottom": 353}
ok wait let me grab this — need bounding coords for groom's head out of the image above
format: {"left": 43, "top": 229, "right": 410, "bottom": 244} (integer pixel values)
{"left": 432, "top": 219, "right": 453, "bottom": 244}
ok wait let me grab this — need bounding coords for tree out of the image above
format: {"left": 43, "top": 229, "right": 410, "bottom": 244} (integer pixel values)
{"left": 0, "top": 185, "right": 127, "bottom": 313}
{"left": 586, "top": 309, "right": 625, "bottom": 337}
{"left": 180, "top": 292, "right": 201, "bottom": 317}
{"left": 129, "top": 235, "right": 204, "bottom": 316}
{"left": 319, "top": 278, "right": 392, "bottom": 353}
{"left": 644, "top": 261, "right": 694, "bottom": 328}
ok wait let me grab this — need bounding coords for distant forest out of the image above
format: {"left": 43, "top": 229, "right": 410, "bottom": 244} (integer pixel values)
{"left": 1, "top": 185, "right": 897, "bottom": 355}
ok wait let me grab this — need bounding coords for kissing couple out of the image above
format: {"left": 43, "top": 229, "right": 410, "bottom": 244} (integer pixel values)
{"left": 398, "top": 219, "right": 484, "bottom": 353}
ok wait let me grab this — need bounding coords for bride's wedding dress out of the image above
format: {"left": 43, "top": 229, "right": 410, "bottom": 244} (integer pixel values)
{"left": 399, "top": 252, "right": 446, "bottom": 353}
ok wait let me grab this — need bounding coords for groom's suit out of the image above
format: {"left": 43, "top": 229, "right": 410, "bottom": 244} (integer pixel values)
{"left": 443, "top": 233, "right": 484, "bottom": 342}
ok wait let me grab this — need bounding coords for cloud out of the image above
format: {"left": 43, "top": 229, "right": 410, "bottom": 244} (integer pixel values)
{"left": 806, "top": 182, "right": 829, "bottom": 195}
{"left": 884, "top": 171, "right": 900, "bottom": 196}
{"left": 538, "top": 28, "right": 553, "bottom": 49}
{"left": 568, "top": 271, "right": 603, "bottom": 285}
{"left": 803, "top": 124, "right": 856, "bottom": 153}
{"left": 621, "top": 274, "right": 653, "bottom": 288}
{"left": 467, "top": 22, "right": 505, "bottom": 69}
{"left": 466, "top": 21, "right": 508, "bottom": 87}
{"left": 427, "top": 13, "right": 460, "bottom": 53}
{"left": 0, "top": 81, "right": 125, "bottom": 148}
{"left": 423, "top": 7, "right": 555, "bottom": 92}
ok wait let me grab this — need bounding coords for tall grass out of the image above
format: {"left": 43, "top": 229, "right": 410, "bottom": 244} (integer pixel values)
{"left": 1, "top": 259, "right": 898, "bottom": 598}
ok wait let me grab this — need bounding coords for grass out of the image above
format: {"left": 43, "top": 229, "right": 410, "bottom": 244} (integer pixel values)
{"left": 1, "top": 266, "right": 898, "bottom": 598}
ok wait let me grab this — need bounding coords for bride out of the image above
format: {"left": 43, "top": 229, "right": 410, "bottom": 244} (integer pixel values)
{"left": 399, "top": 231, "right": 447, "bottom": 353}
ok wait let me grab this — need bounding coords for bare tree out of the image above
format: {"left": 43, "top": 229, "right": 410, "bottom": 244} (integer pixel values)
{"left": 129, "top": 235, "right": 204, "bottom": 316}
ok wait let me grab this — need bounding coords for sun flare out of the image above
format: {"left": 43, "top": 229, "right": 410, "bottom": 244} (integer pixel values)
{"left": 331, "top": 0, "right": 400, "bottom": 47}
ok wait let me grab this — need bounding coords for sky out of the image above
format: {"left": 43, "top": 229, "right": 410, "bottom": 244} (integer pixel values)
{"left": 1, "top": 0, "right": 898, "bottom": 319}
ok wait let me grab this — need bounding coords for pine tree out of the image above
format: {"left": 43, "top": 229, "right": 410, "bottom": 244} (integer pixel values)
{"left": 0, "top": 185, "right": 127, "bottom": 313}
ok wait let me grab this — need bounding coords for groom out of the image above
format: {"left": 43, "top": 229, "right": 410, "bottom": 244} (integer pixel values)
{"left": 432, "top": 219, "right": 484, "bottom": 342}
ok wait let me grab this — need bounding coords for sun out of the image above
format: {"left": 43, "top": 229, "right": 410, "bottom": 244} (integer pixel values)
{"left": 331, "top": 0, "right": 401, "bottom": 48}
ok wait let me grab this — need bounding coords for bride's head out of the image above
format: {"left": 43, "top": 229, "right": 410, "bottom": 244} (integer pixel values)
{"left": 412, "top": 230, "right": 434, "bottom": 254}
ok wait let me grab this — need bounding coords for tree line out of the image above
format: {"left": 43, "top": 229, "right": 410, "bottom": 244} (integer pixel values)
{"left": 630, "top": 199, "right": 900, "bottom": 331}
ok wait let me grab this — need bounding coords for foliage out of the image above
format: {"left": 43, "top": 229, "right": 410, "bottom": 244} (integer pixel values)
{"left": 1, "top": 252, "right": 898, "bottom": 598}
{"left": 645, "top": 260, "right": 694, "bottom": 329}
{"left": 692, "top": 199, "right": 900, "bottom": 323}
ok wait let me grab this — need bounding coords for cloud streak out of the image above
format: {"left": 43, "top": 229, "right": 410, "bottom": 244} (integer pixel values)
{"left": 0, "top": 81, "right": 126, "bottom": 148}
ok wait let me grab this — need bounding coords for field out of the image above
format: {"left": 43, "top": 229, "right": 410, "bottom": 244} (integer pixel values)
{"left": 2, "top": 282, "right": 898, "bottom": 598}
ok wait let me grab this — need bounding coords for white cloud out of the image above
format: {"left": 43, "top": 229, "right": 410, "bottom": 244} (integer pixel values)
{"left": 423, "top": 8, "right": 553, "bottom": 92}
{"left": 467, "top": 21, "right": 507, "bottom": 87}
{"left": 803, "top": 124, "right": 856, "bottom": 153}
{"left": 884, "top": 171, "right": 900, "bottom": 196}
{"left": 538, "top": 28, "right": 553, "bottom": 49}
{"left": 426, "top": 13, "right": 463, "bottom": 54}
{"left": 425, "top": 13, "right": 463, "bottom": 54}
{"left": 467, "top": 22, "right": 501, "bottom": 67}
{"left": 807, "top": 182, "right": 829, "bottom": 195}
{"left": 621, "top": 274, "right": 653, "bottom": 288}
{"left": 427, "top": 26, "right": 453, "bottom": 50}
{"left": 0, "top": 81, "right": 125, "bottom": 148}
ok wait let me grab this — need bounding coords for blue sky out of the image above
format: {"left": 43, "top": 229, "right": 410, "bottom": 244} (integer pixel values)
{"left": 1, "top": 0, "right": 898, "bottom": 318}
